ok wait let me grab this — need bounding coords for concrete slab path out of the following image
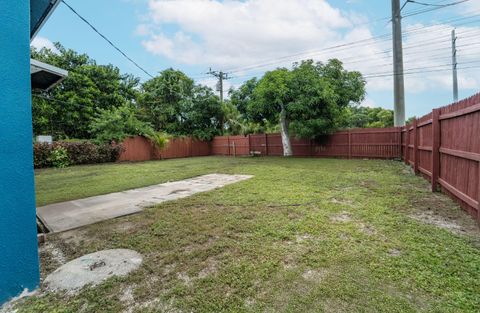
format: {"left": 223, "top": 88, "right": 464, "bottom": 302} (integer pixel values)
{"left": 37, "top": 174, "right": 252, "bottom": 233}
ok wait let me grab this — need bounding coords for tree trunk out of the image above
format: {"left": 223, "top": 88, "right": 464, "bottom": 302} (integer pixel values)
{"left": 279, "top": 105, "right": 292, "bottom": 156}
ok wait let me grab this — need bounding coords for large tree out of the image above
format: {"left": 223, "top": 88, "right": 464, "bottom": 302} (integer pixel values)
{"left": 31, "top": 43, "right": 140, "bottom": 139}
{"left": 249, "top": 59, "right": 365, "bottom": 156}
{"left": 138, "top": 69, "right": 223, "bottom": 140}
{"left": 31, "top": 43, "right": 139, "bottom": 139}
{"left": 138, "top": 69, "right": 194, "bottom": 132}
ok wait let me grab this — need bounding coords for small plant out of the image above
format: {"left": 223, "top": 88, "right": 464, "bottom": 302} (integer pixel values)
{"left": 146, "top": 132, "right": 170, "bottom": 150}
{"left": 48, "top": 147, "right": 71, "bottom": 168}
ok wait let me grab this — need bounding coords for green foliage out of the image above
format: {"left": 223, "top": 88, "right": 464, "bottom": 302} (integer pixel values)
{"left": 90, "top": 104, "right": 154, "bottom": 143}
{"left": 33, "top": 141, "right": 123, "bottom": 168}
{"left": 228, "top": 77, "right": 258, "bottom": 117}
{"left": 47, "top": 147, "right": 70, "bottom": 168}
{"left": 31, "top": 43, "right": 140, "bottom": 139}
{"left": 406, "top": 116, "right": 416, "bottom": 125}
{"left": 146, "top": 132, "right": 170, "bottom": 150}
{"left": 139, "top": 70, "right": 223, "bottom": 140}
{"left": 138, "top": 68, "right": 194, "bottom": 131}
{"left": 248, "top": 59, "right": 366, "bottom": 139}
{"left": 345, "top": 106, "right": 394, "bottom": 128}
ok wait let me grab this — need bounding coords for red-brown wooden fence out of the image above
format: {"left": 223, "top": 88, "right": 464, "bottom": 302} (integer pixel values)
{"left": 402, "top": 93, "right": 480, "bottom": 222}
{"left": 216, "top": 129, "right": 402, "bottom": 159}
{"left": 118, "top": 136, "right": 210, "bottom": 162}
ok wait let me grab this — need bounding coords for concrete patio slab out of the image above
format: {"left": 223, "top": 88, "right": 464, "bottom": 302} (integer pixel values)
{"left": 37, "top": 174, "right": 252, "bottom": 233}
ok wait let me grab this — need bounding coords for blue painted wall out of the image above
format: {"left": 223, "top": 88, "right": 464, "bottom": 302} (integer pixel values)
{"left": 0, "top": 0, "right": 40, "bottom": 303}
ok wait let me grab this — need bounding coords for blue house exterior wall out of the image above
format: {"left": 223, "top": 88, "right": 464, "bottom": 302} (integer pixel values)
{"left": 0, "top": 0, "right": 40, "bottom": 303}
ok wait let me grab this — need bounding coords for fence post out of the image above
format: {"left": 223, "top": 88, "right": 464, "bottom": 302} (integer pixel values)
{"left": 413, "top": 118, "right": 419, "bottom": 174}
{"left": 348, "top": 130, "right": 352, "bottom": 159}
{"left": 477, "top": 152, "right": 480, "bottom": 221}
{"left": 189, "top": 137, "right": 193, "bottom": 157}
{"left": 404, "top": 126, "right": 410, "bottom": 165}
{"left": 431, "top": 109, "right": 440, "bottom": 192}
{"left": 248, "top": 134, "right": 251, "bottom": 155}
{"left": 398, "top": 127, "right": 402, "bottom": 159}
{"left": 265, "top": 133, "right": 269, "bottom": 156}
{"left": 227, "top": 136, "right": 230, "bottom": 156}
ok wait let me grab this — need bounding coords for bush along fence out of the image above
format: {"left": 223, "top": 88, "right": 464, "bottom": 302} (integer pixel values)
{"left": 34, "top": 141, "right": 123, "bottom": 168}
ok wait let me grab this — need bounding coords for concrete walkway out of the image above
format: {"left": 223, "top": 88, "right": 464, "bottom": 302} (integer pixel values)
{"left": 37, "top": 174, "right": 252, "bottom": 233}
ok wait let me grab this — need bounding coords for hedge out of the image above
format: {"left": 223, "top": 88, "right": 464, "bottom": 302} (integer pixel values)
{"left": 34, "top": 141, "right": 124, "bottom": 168}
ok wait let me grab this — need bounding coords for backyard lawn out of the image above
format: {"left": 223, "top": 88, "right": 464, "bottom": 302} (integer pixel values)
{"left": 15, "top": 157, "right": 480, "bottom": 312}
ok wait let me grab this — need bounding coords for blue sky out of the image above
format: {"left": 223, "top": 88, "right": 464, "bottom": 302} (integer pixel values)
{"left": 33, "top": 0, "right": 480, "bottom": 118}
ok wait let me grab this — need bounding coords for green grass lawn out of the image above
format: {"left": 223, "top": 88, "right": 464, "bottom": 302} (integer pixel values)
{"left": 18, "top": 157, "right": 480, "bottom": 312}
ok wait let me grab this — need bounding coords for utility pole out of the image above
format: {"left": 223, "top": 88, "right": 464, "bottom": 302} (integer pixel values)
{"left": 451, "top": 29, "right": 459, "bottom": 102}
{"left": 392, "top": 0, "right": 406, "bottom": 126}
{"left": 207, "top": 68, "right": 231, "bottom": 104}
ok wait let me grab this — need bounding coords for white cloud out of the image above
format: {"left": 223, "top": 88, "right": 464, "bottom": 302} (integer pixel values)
{"left": 140, "top": 0, "right": 352, "bottom": 67}
{"left": 360, "top": 98, "right": 377, "bottom": 108}
{"left": 30, "top": 36, "right": 57, "bottom": 51}
{"left": 138, "top": 0, "right": 480, "bottom": 94}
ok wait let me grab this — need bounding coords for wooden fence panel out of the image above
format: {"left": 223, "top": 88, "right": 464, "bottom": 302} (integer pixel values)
{"left": 266, "top": 134, "right": 283, "bottom": 156}
{"left": 118, "top": 136, "right": 154, "bottom": 162}
{"left": 211, "top": 136, "right": 230, "bottom": 155}
{"left": 249, "top": 134, "right": 267, "bottom": 155}
{"left": 228, "top": 136, "right": 250, "bottom": 156}
{"left": 313, "top": 132, "right": 349, "bottom": 157}
{"left": 402, "top": 93, "right": 480, "bottom": 222}
{"left": 160, "top": 138, "right": 191, "bottom": 159}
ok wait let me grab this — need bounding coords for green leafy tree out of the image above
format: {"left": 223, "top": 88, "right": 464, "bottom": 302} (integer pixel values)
{"left": 229, "top": 78, "right": 258, "bottom": 117}
{"left": 250, "top": 59, "right": 365, "bottom": 156}
{"left": 345, "top": 106, "right": 394, "bottom": 128}
{"left": 31, "top": 43, "right": 140, "bottom": 139}
{"left": 138, "top": 70, "right": 223, "bottom": 140}
{"left": 90, "top": 104, "right": 155, "bottom": 143}
{"left": 184, "top": 85, "right": 223, "bottom": 140}
{"left": 138, "top": 69, "right": 194, "bottom": 132}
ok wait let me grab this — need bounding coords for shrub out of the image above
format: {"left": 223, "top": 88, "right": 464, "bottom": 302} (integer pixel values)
{"left": 48, "top": 147, "right": 70, "bottom": 168}
{"left": 33, "top": 143, "right": 53, "bottom": 168}
{"left": 146, "top": 132, "right": 170, "bottom": 150}
{"left": 33, "top": 141, "right": 124, "bottom": 168}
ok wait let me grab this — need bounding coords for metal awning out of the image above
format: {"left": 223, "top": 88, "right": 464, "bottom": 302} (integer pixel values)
{"left": 31, "top": 0, "right": 61, "bottom": 39}
{"left": 31, "top": 59, "right": 68, "bottom": 90}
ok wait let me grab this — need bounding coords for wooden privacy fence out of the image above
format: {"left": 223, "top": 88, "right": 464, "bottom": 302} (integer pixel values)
{"left": 118, "top": 136, "right": 209, "bottom": 162}
{"left": 402, "top": 93, "right": 480, "bottom": 222}
{"left": 211, "top": 129, "right": 402, "bottom": 159}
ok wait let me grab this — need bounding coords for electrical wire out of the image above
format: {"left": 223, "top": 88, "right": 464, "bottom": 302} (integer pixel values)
{"left": 61, "top": 0, "right": 154, "bottom": 78}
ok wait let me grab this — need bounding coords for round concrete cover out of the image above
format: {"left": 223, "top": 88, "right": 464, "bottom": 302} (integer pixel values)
{"left": 44, "top": 249, "right": 142, "bottom": 291}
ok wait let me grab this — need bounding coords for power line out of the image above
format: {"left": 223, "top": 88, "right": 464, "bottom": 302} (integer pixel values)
{"left": 406, "top": 0, "right": 469, "bottom": 8}
{"left": 61, "top": 0, "right": 154, "bottom": 79}
{"left": 223, "top": 11, "right": 480, "bottom": 75}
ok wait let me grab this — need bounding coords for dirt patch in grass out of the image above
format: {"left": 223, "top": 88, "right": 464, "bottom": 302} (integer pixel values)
{"left": 330, "top": 197, "right": 354, "bottom": 206}
{"left": 388, "top": 248, "right": 402, "bottom": 257}
{"left": 197, "top": 258, "right": 219, "bottom": 279}
{"left": 302, "top": 268, "right": 328, "bottom": 282}
{"left": 404, "top": 189, "right": 479, "bottom": 237}
{"left": 357, "top": 222, "right": 377, "bottom": 235}
{"left": 330, "top": 212, "right": 352, "bottom": 223}
{"left": 409, "top": 211, "right": 467, "bottom": 234}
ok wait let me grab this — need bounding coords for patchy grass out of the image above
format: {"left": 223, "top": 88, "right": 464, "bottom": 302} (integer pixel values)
{"left": 18, "top": 157, "right": 480, "bottom": 312}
